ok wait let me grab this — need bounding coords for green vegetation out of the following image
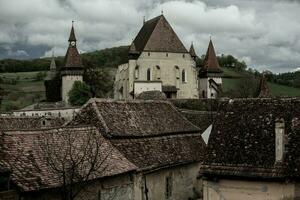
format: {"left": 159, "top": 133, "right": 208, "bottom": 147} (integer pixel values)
{"left": 68, "top": 81, "right": 91, "bottom": 106}
{"left": 0, "top": 71, "right": 45, "bottom": 111}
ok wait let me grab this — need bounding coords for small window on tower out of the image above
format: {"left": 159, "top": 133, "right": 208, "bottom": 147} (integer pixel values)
{"left": 147, "top": 68, "right": 151, "bottom": 81}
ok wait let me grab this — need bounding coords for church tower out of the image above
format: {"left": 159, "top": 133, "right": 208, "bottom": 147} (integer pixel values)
{"left": 61, "top": 23, "right": 84, "bottom": 103}
{"left": 199, "top": 39, "right": 223, "bottom": 99}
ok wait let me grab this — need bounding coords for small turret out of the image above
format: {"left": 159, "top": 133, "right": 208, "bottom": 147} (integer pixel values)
{"left": 189, "top": 42, "right": 197, "bottom": 60}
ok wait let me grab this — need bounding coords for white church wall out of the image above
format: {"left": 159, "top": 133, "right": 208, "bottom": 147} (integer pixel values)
{"left": 62, "top": 75, "right": 83, "bottom": 103}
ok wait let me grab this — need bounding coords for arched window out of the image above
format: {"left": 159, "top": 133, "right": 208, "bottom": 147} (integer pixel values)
{"left": 147, "top": 68, "right": 151, "bottom": 81}
{"left": 182, "top": 69, "right": 186, "bottom": 83}
{"left": 175, "top": 66, "right": 180, "bottom": 79}
{"left": 156, "top": 65, "right": 161, "bottom": 80}
{"left": 135, "top": 65, "right": 139, "bottom": 79}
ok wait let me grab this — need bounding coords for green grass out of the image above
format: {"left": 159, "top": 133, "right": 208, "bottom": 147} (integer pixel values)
{"left": 0, "top": 71, "right": 45, "bottom": 111}
{"left": 222, "top": 78, "right": 240, "bottom": 92}
{"left": 268, "top": 82, "right": 300, "bottom": 97}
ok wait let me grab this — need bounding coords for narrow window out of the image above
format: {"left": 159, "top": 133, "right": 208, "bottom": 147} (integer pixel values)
{"left": 165, "top": 176, "right": 173, "bottom": 199}
{"left": 156, "top": 66, "right": 161, "bottom": 80}
{"left": 135, "top": 65, "right": 139, "bottom": 79}
{"left": 147, "top": 68, "right": 151, "bottom": 81}
{"left": 166, "top": 53, "right": 168, "bottom": 57}
{"left": 175, "top": 66, "right": 180, "bottom": 79}
{"left": 148, "top": 52, "right": 150, "bottom": 56}
{"left": 182, "top": 69, "right": 186, "bottom": 83}
{"left": 182, "top": 54, "right": 185, "bottom": 58}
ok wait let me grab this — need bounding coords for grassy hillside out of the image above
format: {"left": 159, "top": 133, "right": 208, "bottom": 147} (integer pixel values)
{"left": 0, "top": 71, "right": 45, "bottom": 111}
{"left": 222, "top": 68, "right": 300, "bottom": 97}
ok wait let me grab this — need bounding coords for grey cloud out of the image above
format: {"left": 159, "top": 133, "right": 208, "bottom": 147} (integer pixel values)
{"left": 0, "top": 0, "right": 300, "bottom": 72}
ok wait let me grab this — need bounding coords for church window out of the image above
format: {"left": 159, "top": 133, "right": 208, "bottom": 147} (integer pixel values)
{"left": 156, "top": 66, "right": 161, "bottom": 80}
{"left": 175, "top": 66, "right": 180, "bottom": 79}
{"left": 148, "top": 52, "right": 150, "bottom": 56}
{"left": 182, "top": 54, "right": 185, "bottom": 58}
{"left": 166, "top": 53, "right": 168, "bottom": 57}
{"left": 182, "top": 69, "right": 187, "bottom": 83}
{"left": 135, "top": 66, "right": 139, "bottom": 79}
{"left": 147, "top": 68, "right": 151, "bottom": 81}
{"left": 165, "top": 176, "right": 173, "bottom": 199}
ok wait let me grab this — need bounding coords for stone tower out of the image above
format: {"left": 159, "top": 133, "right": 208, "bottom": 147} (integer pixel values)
{"left": 199, "top": 39, "right": 223, "bottom": 99}
{"left": 61, "top": 23, "right": 84, "bottom": 103}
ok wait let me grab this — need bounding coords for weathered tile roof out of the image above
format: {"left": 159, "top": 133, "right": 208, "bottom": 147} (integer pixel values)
{"left": 0, "top": 127, "right": 136, "bottom": 192}
{"left": 199, "top": 39, "right": 223, "bottom": 76}
{"left": 0, "top": 116, "right": 64, "bottom": 130}
{"left": 131, "top": 15, "right": 188, "bottom": 53}
{"left": 71, "top": 99, "right": 201, "bottom": 138}
{"left": 180, "top": 109, "right": 214, "bottom": 133}
{"left": 111, "top": 133, "right": 206, "bottom": 171}
{"left": 64, "top": 46, "right": 83, "bottom": 68}
{"left": 201, "top": 98, "right": 300, "bottom": 179}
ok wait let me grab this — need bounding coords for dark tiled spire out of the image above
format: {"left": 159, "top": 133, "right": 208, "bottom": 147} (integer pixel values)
{"left": 63, "top": 22, "right": 83, "bottom": 70}
{"left": 68, "top": 21, "right": 77, "bottom": 42}
{"left": 189, "top": 42, "right": 196, "bottom": 59}
{"left": 199, "top": 39, "right": 223, "bottom": 76}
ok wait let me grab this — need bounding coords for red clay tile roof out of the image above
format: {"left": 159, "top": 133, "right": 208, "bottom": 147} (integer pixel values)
{"left": 0, "top": 116, "right": 64, "bottom": 130}
{"left": 132, "top": 15, "right": 188, "bottom": 53}
{"left": 64, "top": 46, "right": 83, "bottom": 68}
{"left": 70, "top": 99, "right": 201, "bottom": 138}
{"left": 0, "top": 127, "right": 136, "bottom": 192}
{"left": 111, "top": 133, "right": 206, "bottom": 170}
{"left": 201, "top": 98, "right": 300, "bottom": 179}
{"left": 199, "top": 40, "right": 223, "bottom": 75}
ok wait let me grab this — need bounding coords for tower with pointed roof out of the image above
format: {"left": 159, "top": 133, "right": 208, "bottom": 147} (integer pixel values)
{"left": 199, "top": 39, "right": 223, "bottom": 99}
{"left": 114, "top": 14, "right": 199, "bottom": 100}
{"left": 61, "top": 23, "right": 84, "bottom": 103}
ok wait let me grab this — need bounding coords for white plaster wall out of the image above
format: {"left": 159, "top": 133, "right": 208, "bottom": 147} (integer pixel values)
{"left": 133, "top": 163, "right": 202, "bottom": 200}
{"left": 62, "top": 75, "right": 83, "bottom": 103}
{"left": 12, "top": 108, "right": 80, "bottom": 120}
{"left": 115, "top": 52, "right": 199, "bottom": 99}
{"left": 199, "top": 77, "right": 222, "bottom": 99}
{"left": 203, "top": 179, "right": 295, "bottom": 200}
{"left": 134, "top": 82, "right": 162, "bottom": 96}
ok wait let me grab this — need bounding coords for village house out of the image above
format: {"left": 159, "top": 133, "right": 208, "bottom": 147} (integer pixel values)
{"left": 199, "top": 98, "right": 300, "bottom": 200}
{"left": 114, "top": 14, "right": 200, "bottom": 100}
{"left": 69, "top": 98, "right": 207, "bottom": 200}
{"left": 0, "top": 126, "right": 137, "bottom": 200}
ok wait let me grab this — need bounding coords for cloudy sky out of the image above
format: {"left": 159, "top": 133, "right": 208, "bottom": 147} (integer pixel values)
{"left": 1, "top": 0, "right": 300, "bottom": 72}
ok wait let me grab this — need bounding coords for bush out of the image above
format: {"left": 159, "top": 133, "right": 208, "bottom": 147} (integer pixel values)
{"left": 68, "top": 81, "right": 91, "bottom": 106}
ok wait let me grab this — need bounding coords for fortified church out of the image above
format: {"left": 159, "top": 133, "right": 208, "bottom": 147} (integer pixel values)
{"left": 1, "top": 12, "right": 300, "bottom": 200}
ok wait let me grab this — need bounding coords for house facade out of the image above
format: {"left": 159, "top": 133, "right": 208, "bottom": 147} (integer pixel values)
{"left": 70, "top": 98, "right": 207, "bottom": 200}
{"left": 199, "top": 98, "right": 300, "bottom": 200}
{"left": 114, "top": 15, "right": 199, "bottom": 100}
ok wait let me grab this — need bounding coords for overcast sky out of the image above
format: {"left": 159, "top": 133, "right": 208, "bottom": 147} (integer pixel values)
{"left": 1, "top": 0, "right": 300, "bottom": 73}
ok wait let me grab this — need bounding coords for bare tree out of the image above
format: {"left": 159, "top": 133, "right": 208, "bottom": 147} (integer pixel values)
{"left": 39, "top": 127, "right": 111, "bottom": 200}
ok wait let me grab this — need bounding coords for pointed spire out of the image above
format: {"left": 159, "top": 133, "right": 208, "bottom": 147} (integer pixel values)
{"left": 68, "top": 21, "right": 77, "bottom": 42}
{"left": 189, "top": 42, "right": 196, "bottom": 59}
{"left": 50, "top": 51, "right": 56, "bottom": 71}
{"left": 200, "top": 38, "right": 223, "bottom": 75}
{"left": 258, "top": 74, "right": 272, "bottom": 98}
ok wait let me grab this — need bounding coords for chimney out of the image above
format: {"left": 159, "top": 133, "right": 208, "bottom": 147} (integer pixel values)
{"left": 275, "top": 118, "right": 286, "bottom": 163}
